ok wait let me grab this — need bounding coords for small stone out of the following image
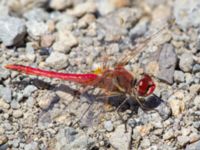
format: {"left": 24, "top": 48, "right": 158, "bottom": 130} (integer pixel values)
{"left": 45, "top": 52, "right": 68, "bottom": 69}
{"left": 41, "top": 34, "right": 55, "bottom": 48}
{"left": 24, "top": 142, "right": 39, "bottom": 150}
{"left": 26, "top": 97, "right": 35, "bottom": 108}
{"left": 174, "top": 70, "right": 185, "bottom": 83}
{"left": 168, "top": 96, "right": 185, "bottom": 117}
{"left": 0, "top": 16, "right": 26, "bottom": 46}
{"left": 67, "top": 2, "right": 97, "bottom": 17}
{"left": 26, "top": 20, "right": 48, "bottom": 40}
{"left": 0, "top": 85, "right": 12, "bottom": 103}
{"left": 177, "top": 135, "right": 190, "bottom": 147}
{"left": 108, "top": 125, "right": 132, "bottom": 150}
{"left": 23, "top": 85, "right": 37, "bottom": 97}
{"left": 23, "top": 8, "right": 48, "bottom": 22}
{"left": 186, "top": 140, "right": 200, "bottom": 150}
{"left": 104, "top": 121, "right": 114, "bottom": 132}
{"left": 174, "top": 0, "right": 200, "bottom": 30}
{"left": 157, "top": 44, "right": 177, "bottom": 84}
{"left": 140, "top": 138, "right": 151, "bottom": 148}
{"left": 189, "top": 132, "right": 200, "bottom": 143}
{"left": 0, "top": 135, "right": 8, "bottom": 145}
{"left": 13, "top": 110, "right": 23, "bottom": 118}
{"left": 0, "top": 126, "right": 5, "bottom": 134}
{"left": 193, "top": 64, "right": 200, "bottom": 73}
{"left": 10, "top": 100, "right": 20, "bottom": 109}
{"left": 53, "top": 31, "right": 78, "bottom": 53}
{"left": 194, "top": 96, "right": 200, "bottom": 108}
{"left": 179, "top": 52, "right": 194, "bottom": 72}
{"left": 0, "top": 98, "right": 10, "bottom": 110}
{"left": 37, "top": 91, "right": 59, "bottom": 110}
{"left": 49, "top": 0, "right": 72, "bottom": 10}
{"left": 96, "top": 0, "right": 130, "bottom": 15}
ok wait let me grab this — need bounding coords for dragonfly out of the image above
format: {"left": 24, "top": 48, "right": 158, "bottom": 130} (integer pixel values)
{"left": 4, "top": 23, "right": 168, "bottom": 128}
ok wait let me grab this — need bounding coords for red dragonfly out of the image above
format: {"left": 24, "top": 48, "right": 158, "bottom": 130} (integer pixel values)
{"left": 4, "top": 24, "right": 167, "bottom": 126}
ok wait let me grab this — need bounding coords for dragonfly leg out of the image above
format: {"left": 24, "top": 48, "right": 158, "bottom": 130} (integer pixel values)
{"left": 115, "top": 96, "right": 129, "bottom": 132}
{"left": 72, "top": 102, "right": 92, "bottom": 127}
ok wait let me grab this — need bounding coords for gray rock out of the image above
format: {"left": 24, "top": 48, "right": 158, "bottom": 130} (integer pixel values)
{"left": 157, "top": 44, "right": 177, "bottom": 84}
{"left": 108, "top": 125, "right": 132, "bottom": 150}
{"left": 104, "top": 120, "right": 114, "bottom": 132}
{"left": 24, "top": 142, "right": 39, "bottom": 150}
{"left": 0, "top": 85, "right": 12, "bottom": 103}
{"left": 45, "top": 52, "right": 68, "bottom": 69}
{"left": 174, "top": 70, "right": 185, "bottom": 83}
{"left": 23, "top": 85, "right": 37, "bottom": 97}
{"left": 186, "top": 140, "right": 200, "bottom": 150}
{"left": 23, "top": 8, "right": 48, "bottom": 22}
{"left": 179, "top": 52, "right": 194, "bottom": 72}
{"left": 163, "top": 129, "right": 174, "bottom": 140}
{"left": 10, "top": 100, "right": 20, "bottom": 109}
{"left": 0, "top": 16, "right": 26, "bottom": 46}
{"left": 177, "top": 135, "right": 190, "bottom": 147}
{"left": 174, "top": 0, "right": 200, "bottom": 30}
{"left": 11, "top": 138, "right": 20, "bottom": 148}
{"left": 55, "top": 127, "right": 94, "bottom": 150}
{"left": 26, "top": 20, "right": 48, "bottom": 40}
{"left": 140, "top": 138, "right": 151, "bottom": 148}
{"left": 97, "top": 8, "right": 142, "bottom": 42}
{"left": 193, "top": 64, "right": 200, "bottom": 73}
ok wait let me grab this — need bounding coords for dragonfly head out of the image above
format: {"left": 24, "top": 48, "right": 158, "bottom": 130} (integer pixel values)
{"left": 136, "top": 74, "right": 156, "bottom": 97}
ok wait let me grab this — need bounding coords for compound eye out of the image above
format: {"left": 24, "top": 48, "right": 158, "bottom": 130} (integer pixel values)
{"left": 137, "top": 75, "right": 156, "bottom": 96}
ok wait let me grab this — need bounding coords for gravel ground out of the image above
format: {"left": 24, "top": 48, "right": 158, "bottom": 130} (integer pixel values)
{"left": 0, "top": 0, "right": 200, "bottom": 150}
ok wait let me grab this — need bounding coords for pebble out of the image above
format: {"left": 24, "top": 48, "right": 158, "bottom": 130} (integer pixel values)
{"left": 23, "top": 85, "right": 37, "bottom": 97}
{"left": 174, "top": 70, "right": 185, "bottom": 83}
{"left": 10, "top": 100, "right": 20, "bottom": 109}
{"left": 96, "top": 0, "right": 130, "bottom": 15}
{"left": 13, "top": 110, "right": 23, "bottom": 118}
{"left": 194, "top": 96, "right": 200, "bottom": 108}
{"left": 36, "top": 91, "right": 59, "bottom": 110}
{"left": 108, "top": 125, "right": 132, "bottom": 150}
{"left": 45, "top": 52, "right": 68, "bottom": 69}
{"left": 23, "top": 8, "right": 48, "bottom": 22}
{"left": 0, "top": 85, "right": 12, "bottom": 103}
{"left": 0, "top": 16, "right": 26, "bottom": 46}
{"left": 104, "top": 120, "right": 114, "bottom": 132}
{"left": 26, "top": 20, "right": 48, "bottom": 40}
{"left": 0, "top": 98, "right": 10, "bottom": 111}
{"left": 179, "top": 52, "right": 194, "bottom": 72}
{"left": 157, "top": 44, "right": 177, "bottom": 84}
{"left": 67, "top": 2, "right": 97, "bottom": 17}
{"left": 49, "top": 0, "right": 72, "bottom": 10}
{"left": 189, "top": 132, "right": 200, "bottom": 143}
{"left": 168, "top": 97, "right": 185, "bottom": 117}
{"left": 24, "top": 142, "right": 39, "bottom": 150}
{"left": 0, "top": 135, "right": 8, "bottom": 145}
{"left": 52, "top": 31, "right": 78, "bottom": 53}
{"left": 186, "top": 140, "right": 200, "bottom": 150}
{"left": 140, "top": 138, "right": 151, "bottom": 148}
{"left": 55, "top": 127, "right": 94, "bottom": 150}
{"left": 40, "top": 34, "right": 55, "bottom": 48}
{"left": 174, "top": 0, "right": 200, "bottom": 30}
{"left": 192, "top": 64, "right": 200, "bottom": 73}
{"left": 177, "top": 135, "right": 190, "bottom": 147}
{"left": 97, "top": 8, "right": 141, "bottom": 41}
